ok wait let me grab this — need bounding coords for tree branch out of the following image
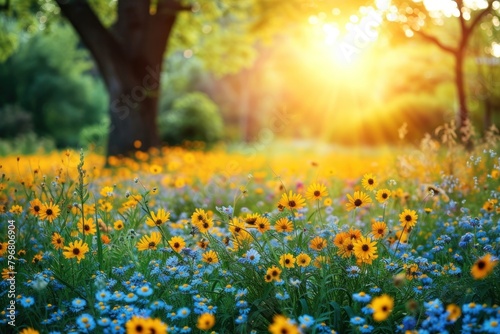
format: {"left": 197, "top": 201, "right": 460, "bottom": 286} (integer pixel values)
{"left": 413, "top": 29, "right": 457, "bottom": 55}
{"left": 54, "top": 0, "right": 123, "bottom": 90}
{"left": 467, "top": 0, "right": 493, "bottom": 34}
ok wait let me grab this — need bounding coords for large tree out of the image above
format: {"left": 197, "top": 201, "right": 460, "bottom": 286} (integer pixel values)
{"left": 386, "top": 0, "right": 496, "bottom": 139}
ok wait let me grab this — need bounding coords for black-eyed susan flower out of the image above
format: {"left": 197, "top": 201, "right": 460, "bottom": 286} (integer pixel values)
{"left": 136, "top": 232, "right": 162, "bottom": 252}
{"left": 99, "top": 186, "right": 114, "bottom": 197}
{"left": 77, "top": 218, "right": 97, "bottom": 235}
{"left": 306, "top": 183, "right": 328, "bottom": 201}
{"left": 256, "top": 216, "right": 271, "bottom": 233}
{"left": 114, "top": 220, "right": 124, "bottom": 230}
{"left": 197, "top": 313, "right": 215, "bottom": 330}
{"left": 29, "top": 199, "right": 42, "bottom": 216}
{"left": 2, "top": 268, "right": 15, "bottom": 280}
{"left": 296, "top": 253, "right": 311, "bottom": 267}
{"left": 446, "top": 303, "right": 461, "bottom": 322}
{"left": 146, "top": 208, "right": 170, "bottom": 227}
{"left": 346, "top": 191, "right": 372, "bottom": 211}
{"left": 197, "top": 238, "right": 209, "bottom": 250}
{"left": 333, "top": 231, "right": 350, "bottom": 247}
{"left": 63, "top": 239, "right": 89, "bottom": 263}
{"left": 275, "top": 217, "right": 294, "bottom": 233}
{"left": 375, "top": 188, "right": 391, "bottom": 203}
{"left": 471, "top": 253, "right": 498, "bottom": 280}
{"left": 399, "top": 209, "right": 418, "bottom": 228}
{"left": 269, "top": 315, "right": 300, "bottom": 334}
{"left": 191, "top": 208, "right": 208, "bottom": 225}
{"left": 278, "top": 191, "right": 306, "bottom": 211}
{"left": 229, "top": 218, "right": 250, "bottom": 241}
{"left": 309, "top": 236, "right": 327, "bottom": 251}
{"left": 337, "top": 239, "right": 355, "bottom": 258}
{"left": 39, "top": 202, "right": 61, "bottom": 222}
{"left": 126, "top": 316, "right": 150, "bottom": 334}
{"left": 202, "top": 250, "right": 219, "bottom": 264}
{"left": 348, "top": 228, "right": 362, "bottom": 241}
{"left": 194, "top": 217, "right": 214, "bottom": 233}
{"left": 244, "top": 213, "right": 260, "bottom": 226}
{"left": 266, "top": 265, "right": 282, "bottom": 282}
{"left": 353, "top": 236, "right": 378, "bottom": 264}
{"left": 371, "top": 221, "right": 388, "bottom": 239}
{"left": 362, "top": 173, "right": 378, "bottom": 191}
{"left": 370, "top": 294, "right": 394, "bottom": 322}
{"left": 168, "top": 236, "right": 186, "bottom": 253}
{"left": 51, "top": 233, "right": 64, "bottom": 250}
{"left": 279, "top": 253, "right": 296, "bottom": 268}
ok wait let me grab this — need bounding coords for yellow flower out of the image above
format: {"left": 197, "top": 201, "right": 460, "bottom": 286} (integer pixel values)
{"left": 296, "top": 253, "right": 312, "bottom": 267}
{"left": 51, "top": 233, "right": 64, "bottom": 250}
{"left": 9, "top": 204, "right": 23, "bottom": 214}
{"left": 19, "top": 328, "right": 39, "bottom": 334}
{"left": 168, "top": 236, "right": 186, "bottom": 253}
{"left": 126, "top": 316, "right": 167, "bottom": 334}
{"left": 29, "top": 199, "right": 43, "bottom": 216}
{"left": 370, "top": 294, "right": 394, "bottom": 322}
{"left": 202, "top": 250, "right": 219, "bottom": 264}
{"left": 446, "top": 303, "right": 461, "bottom": 322}
{"left": 244, "top": 213, "right": 260, "bottom": 226}
{"left": 194, "top": 217, "right": 214, "bottom": 234}
{"left": 399, "top": 209, "right": 418, "bottom": 228}
{"left": 146, "top": 208, "right": 170, "bottom": 227}
{"left": 306, "top": 183, "right": 328, "bottom": 201}
{"left": 269, "top": 315, "right": 300, "bottom": 334}
{"left": 266, "top": 266, "right": 282, "bottom": 282}
{"left": 346, "top": 191, "right": 372, "bottom": 211}
{"left": 77, "top": 218, "right": 97, "bottom": 235}
{"left": 471, "top": 253, "right": 498, "bottom": 280}
{"left": 256, "top": 216, "right": 271, "bottom": 233}
{"left": 375, "top": 189, "right": 391, "bottom": 203}
{"left": 136, "top": 232, "right": 162, "bottom": 252}
{"left": 39, "top": 202, "right": 61, "bottom": 222}
{"left": 114, "top": 220, "right": 124, "bottom": 230}
{"left": 100, "top": 186, "right": 114, "bottom": 197}
{"left": 362, "top": 173, "right": 378, "bottom": 191}
{"left": 63, "top": 239, "right": 89, "bottom": 263}
{"left": 196, "top": 313, "right": 215, "bottom": 331}
{"left": 278, "top": 191, "right": 306, "bottom": 211}
{"left": 353, "top": 236, "right": 378, "bottom": 264}
{"left": 274, "top": 217, "right": 294, "bottom": 233}
{"left": 371, "top": 222, "right": 388, "bottom": 239}
{"left": 309, "top": 236, "right": 327, "bottom": 251}
{"left": 191, "top": 208, "right": 208, "bottom": 225}
{"left": 279, "top": 253, "right": 296, "bottom": 268}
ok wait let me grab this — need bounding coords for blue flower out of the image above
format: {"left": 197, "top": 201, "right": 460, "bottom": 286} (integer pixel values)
{"left": 235, "top": 314, "right": 248, "bottom": 324}
{"left": 245, "top": 249, "right": 261, "bottom": 264}
{"left": 20, "top": 296, "right": 35, "bottom": 308}
{"left": 347, "top": 266, "right": 361, "bottom": 278}
{"left": 275, "top": 292, "right": 290, "bottom": 301}
{"left": 179, "top": 326, "right": 192, "bottom": 333}
{"left": 359, "top": 324, "right": 374, "bottom": 333}
{"left": 123, "top": 293, "right": 138, "bottom": 303}
{"left": 463, "top": 302, "right": 482, "bottom": 315}
{"left": 236, "top": 300, "right": 249, "bottom": 308}
{"left": 298, "top": 314, "right": 315, "bottom": 329}
{"left": 177, "top": 307, "right": 191, "bottom": 318}
{"left": 97, "top": 317, "right": 111, "bottom": 327}
{"left": 353, "top": 292, "right": 371, "bottom": 303}
{"left": 76, "top": 313, "right": 96, "bottom": 331}
{"left": 136, "top": 284, "right": 154, "bottom": 297}
{"left": 482, "top": 318, "right": 500, "bottom": 333}
{"left": 95, "top": 290, "right": 112, "bottom": 302}
{"left": 350, "top": 316, "right": 365, "bottom": 325}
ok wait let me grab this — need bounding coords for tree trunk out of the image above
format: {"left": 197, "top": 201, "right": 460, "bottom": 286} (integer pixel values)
{"left": 55, "top": 0, "right": 184, "bottom": 158}
{"left": 455, "top": 51, "right": 468, "bottom": 131}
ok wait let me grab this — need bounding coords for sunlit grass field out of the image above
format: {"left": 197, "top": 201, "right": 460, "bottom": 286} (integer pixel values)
{"left": 1, "top": 130, "right": 499, "bottom": 334}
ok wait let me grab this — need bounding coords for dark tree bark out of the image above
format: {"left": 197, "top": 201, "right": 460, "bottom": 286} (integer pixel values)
{"left": 413, "top": 0, "right": 493, "bottom": 144}
{"left": 54, "top": 0, "right": 188, "bottom": 158}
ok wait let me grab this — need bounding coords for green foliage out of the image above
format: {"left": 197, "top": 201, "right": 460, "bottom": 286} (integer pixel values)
{"left": 0, "top": 104, "right": 33, "bottom": 137}
{"left": 0, "top": 24, "right": 107, "bottom": 147}
{"left": 0, "top": 132, "right": 55, "bottom": 156}
{"left": 79, "top": 119, "right": 109, "bottom": 153}
{"left": 159, "top": 92, "right": 224, "bottom": 146}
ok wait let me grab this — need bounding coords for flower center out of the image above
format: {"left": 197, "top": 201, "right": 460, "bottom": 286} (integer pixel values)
{"left": 362, "top": 245, "right": 369, "bottom": 252}
{"left": 354, "top": 199, "right": 362, "bottom": 206}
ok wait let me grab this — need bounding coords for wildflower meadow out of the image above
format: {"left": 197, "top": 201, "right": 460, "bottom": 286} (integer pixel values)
{"left": 1, "top": 125, "right": 500, "bottom": 334}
